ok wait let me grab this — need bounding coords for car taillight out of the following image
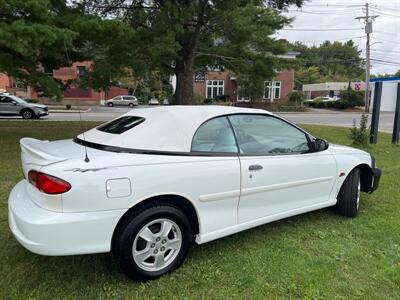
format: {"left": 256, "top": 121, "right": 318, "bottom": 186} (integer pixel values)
{"left": 28, "top": 170, "right": 71, "bottom": 194}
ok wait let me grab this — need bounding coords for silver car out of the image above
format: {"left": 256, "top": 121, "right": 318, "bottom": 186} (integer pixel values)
{"left": 0, "top": 94, "right": 48, "bottom": 119}
{"left": 105, "top": 95, "right": 138, "bottom": 108}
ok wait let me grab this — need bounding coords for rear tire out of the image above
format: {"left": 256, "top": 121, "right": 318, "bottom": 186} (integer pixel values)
{"left": 129, "top": 103, "right": 134, "bottom": 108}
{"left": 21, "top": 109, "right": 35, "bottom": 119}
{"left": 113, "top": 204, "right": 193, "bottom": 281}
{"left": 336, "top": 168, "right": 361, "bottom": 217}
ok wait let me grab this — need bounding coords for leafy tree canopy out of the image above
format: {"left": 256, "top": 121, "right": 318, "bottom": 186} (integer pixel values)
{"left": 80, "top": 0, "right": 304, "bottom": 104}
{"left": 1, "top": 0, "right": 304, "bottom": 102}
{"left": 292, "top": 40, "right": 365, "bottom": 90}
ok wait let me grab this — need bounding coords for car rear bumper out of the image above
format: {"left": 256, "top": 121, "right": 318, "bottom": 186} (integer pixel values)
{"left": 8, "top": 180, "right": 126, "bottom": 256}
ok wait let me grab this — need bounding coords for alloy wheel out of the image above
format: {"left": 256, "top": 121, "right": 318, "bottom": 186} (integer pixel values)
{"left": 132, "top": 218, "right": 182, "bottom": 272}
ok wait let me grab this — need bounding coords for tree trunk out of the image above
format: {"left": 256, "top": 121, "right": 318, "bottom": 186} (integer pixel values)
{"left": 174, "top": 56, "right": 194, "bottom": 105}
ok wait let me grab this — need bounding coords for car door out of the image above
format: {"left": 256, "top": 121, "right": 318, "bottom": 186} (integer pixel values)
{"left": 121, "top": 96, "right": 129, "bottom": 106}
{"left": 228, "top": 114, "right": 337, "bottom": 223}
{"left": 113, "top": 96, "right": 123, "bottom": 106}
{"left": 191, "top": 116, "right": 241, "bottom": 232}
{"left": 0, "top": 96, "right": 17, "bottom": 114}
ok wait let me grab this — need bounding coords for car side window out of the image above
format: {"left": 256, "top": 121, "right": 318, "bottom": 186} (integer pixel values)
{"left": 114, "top": 96, "right": 122, "bottom": 101}
{"left": 192, "top": 117, "right": 237, "bottom": 153}
{"left": 228, "top": 114, "right": 310, "bottom": 155}
{"left": 0, "top": 96, "right": 11, "bottom": 103}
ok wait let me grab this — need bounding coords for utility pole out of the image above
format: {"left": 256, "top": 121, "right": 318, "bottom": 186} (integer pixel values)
{"left": 356, "top": 3, "right": 378, "bottom": 113}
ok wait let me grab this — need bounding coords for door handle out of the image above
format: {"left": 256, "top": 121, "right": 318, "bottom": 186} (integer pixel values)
{"left": 249, "top": 164, "right": 263, "bottom": 171}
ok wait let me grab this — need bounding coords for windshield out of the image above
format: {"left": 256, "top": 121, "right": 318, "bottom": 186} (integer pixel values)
{"left": 8, "top": 95, "right": 27, "bottom": 104}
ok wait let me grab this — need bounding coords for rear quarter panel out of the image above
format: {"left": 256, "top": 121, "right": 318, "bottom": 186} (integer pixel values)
{"left": 42, "top": 153, "right": 241, "bottom": 236}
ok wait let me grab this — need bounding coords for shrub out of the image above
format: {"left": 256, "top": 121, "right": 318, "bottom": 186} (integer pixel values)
{"left": 193, "top": 93, "right": 204, "bottom": 105}
{"left": 325, "top": 101, "right": 335, "bottom": 108}
{"left": 333, "top": 100, "right": 350, "bottom": 109}
{"left": 349, "top": 114, "right": 369, "bottom": 145}
{"left": 66, "top": 104, "right": 72, "bottom": 110}
{"left": 278, "top": 105, "right": 307, "bottom": 112}
{"left": 288, "top": 91, "right": 306, "bottom": 105}
{"left": 26, "top": 99, "right": 38, "bottom": 103}
{"left": 340, "top": 89, "right": 365, "bottom": 107}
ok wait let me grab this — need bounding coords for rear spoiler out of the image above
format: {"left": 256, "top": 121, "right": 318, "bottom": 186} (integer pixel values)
{"left": 20, "top": 138, "right": 68, "bottom": 167}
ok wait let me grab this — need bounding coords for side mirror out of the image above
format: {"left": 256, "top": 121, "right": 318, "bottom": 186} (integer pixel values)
{"left": 11, "top": 100, "right": 17, "bottom": 105}
{"left": 313, "top": 138, "right": 329, "bottom": 152}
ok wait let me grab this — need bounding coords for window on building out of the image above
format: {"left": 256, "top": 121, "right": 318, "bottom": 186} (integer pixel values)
{"left": 77, "top": 66, "right": 87, "bottom": 76}
{"left": 206, "top": 80, "right": 224, "bottom": 99}
{"left": 264, "top": 81, "right": 281, "bottom": 101}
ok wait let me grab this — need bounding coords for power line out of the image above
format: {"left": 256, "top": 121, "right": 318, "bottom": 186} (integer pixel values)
{"left": 281, "top": 27, "right": 363, "bottom": 32}
{"left": 369, "top": 8, "right": 400, "bottom": 19}
{"left": 293, "top": 36, "right": 365, "bottom": 44}
{"left": 374, "top": 5, "right": 400, "bottom": 13}
{"left": 286, "top": 9, "right": 357, "bottom": 15}
{"left": 304, "top": 3, "right": 365, "bottom": 8}
{"left": 372, "top": 37, "right": 400, "bottom": 45}
{"left": 370, "top": 48, "right": 400, "bottom": 54}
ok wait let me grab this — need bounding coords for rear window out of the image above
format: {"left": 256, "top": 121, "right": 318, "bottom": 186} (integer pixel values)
{"left": 97, "top": 116, "right": 145, "bottom": 134}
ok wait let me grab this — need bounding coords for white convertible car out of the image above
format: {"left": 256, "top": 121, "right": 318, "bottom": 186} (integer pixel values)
{"left": 8, "top": 106, "right": 381, "bottom": 281}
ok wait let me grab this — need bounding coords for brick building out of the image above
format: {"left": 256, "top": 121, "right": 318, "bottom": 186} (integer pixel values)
{"left": 0, "top": 61, "right": 128, "bottom": 105}
{"left": 193, "top": 69, "right": 295, "bottom": 104}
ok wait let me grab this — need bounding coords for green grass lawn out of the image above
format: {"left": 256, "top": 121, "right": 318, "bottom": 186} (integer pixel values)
{"left": 0, "top": 121, "right": 399, "bottom": 299}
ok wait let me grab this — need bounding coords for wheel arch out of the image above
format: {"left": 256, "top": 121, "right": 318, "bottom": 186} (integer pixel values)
{"left": 20, "top": 107, "right": 35, "bottom": 116}
{"left": 340, "top": 163, "right": 373, "bottom": 193}
{"left": 111, "top": 194, "right": 200, "bottom": 252}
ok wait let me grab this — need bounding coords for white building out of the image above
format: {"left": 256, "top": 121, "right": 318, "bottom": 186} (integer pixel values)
{"left": 302, "top": 82, "right": 365, "bottom": 99}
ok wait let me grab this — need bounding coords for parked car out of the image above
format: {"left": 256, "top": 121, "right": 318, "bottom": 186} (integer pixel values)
{"left": 8, "top": 106, "right": 381, "bottom": 281}
{"left": 0, "top": 93, "right": 48, "bottom": 119}
{"left": 305, "top": 95, "right": 341, "bottom": 103}
{"left": 148, "top": 98, "right": 159, "bottom": 105}
{"left": 105, "top": 95, "right": 138, "bottom": 107}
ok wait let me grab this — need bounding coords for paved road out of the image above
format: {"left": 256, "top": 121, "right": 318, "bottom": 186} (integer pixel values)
{"left": 0, "top": 106, "right": 395, "bottom": 133}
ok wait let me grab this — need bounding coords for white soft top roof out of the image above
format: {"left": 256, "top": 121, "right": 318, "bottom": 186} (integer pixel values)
{"left": 79, "top": 105, "right": 271, "bottom": 152}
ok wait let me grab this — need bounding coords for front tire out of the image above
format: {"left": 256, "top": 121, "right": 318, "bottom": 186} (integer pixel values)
{"left": 336, "top": 168, "right": 361, "bottom": 217}
{"left": 113, "top": 204, "right": 193, "bottom": 281}
{"left": 21, "top": 109, "right": 35, "bottom": 119}
{"left": 107, "top": 102, "right": 114, "bottom": 107}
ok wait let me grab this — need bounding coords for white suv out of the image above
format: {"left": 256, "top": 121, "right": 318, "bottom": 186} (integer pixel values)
{"left": 105, "top": 95, "right": 138, "bottom": 107}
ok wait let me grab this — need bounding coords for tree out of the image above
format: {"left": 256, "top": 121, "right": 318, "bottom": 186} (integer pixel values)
{"left": 83, "top": 0, "right": 304, "bottom": 104}
{"left": 0, "top": 0, "right": 142, "bottom": 98}
{"left": 0, "top": 0, "right": 81, "bottom": 97}
{"left": 293, "top": 40, "right": 364, "bottom": 89}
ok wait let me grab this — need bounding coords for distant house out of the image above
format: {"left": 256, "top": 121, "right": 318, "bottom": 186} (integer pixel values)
{"left": 192, "top": 51, "right": 298, "bottom": 108}
{"left": 302, "top": 82, "right": 365, "bottom": 99}
{"left": 193, "top": 69, "right": 295, "bottom": 104}
{"left": 52, "top": 61, "right": 128, "bottom": 104}
{"left": 0, "top": 61, "right": 128, "bottom": 104}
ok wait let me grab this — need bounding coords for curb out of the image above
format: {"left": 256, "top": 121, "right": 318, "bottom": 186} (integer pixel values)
{"left": 49, "top": 108, "right": 92, "bottom": 113}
